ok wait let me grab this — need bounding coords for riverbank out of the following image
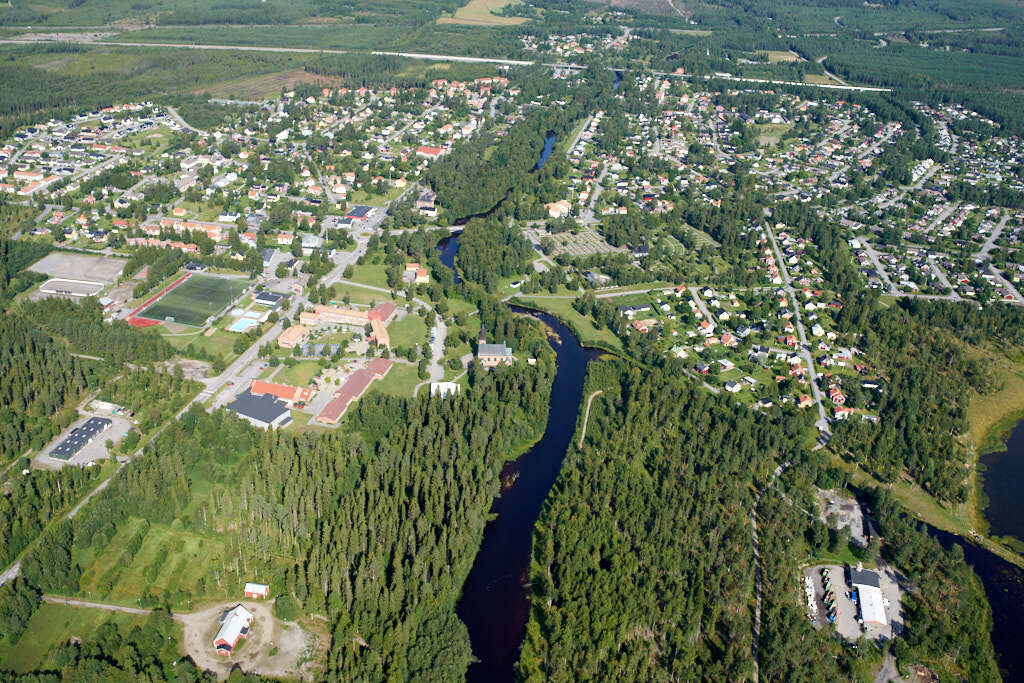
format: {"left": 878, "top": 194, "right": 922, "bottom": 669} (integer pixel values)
{"left": 963, "top": 352, "right": 1024, "bottom": 550}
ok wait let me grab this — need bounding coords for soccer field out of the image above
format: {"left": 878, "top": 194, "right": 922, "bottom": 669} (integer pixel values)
{"left": 139, "top": 274, "right": 247, "bottom": 326}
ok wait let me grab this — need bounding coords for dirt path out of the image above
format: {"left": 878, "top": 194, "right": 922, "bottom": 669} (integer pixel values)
{"left": 578, "top": 390, "right": 604, "bottom": 449}
{"left": 43, "top": 596, "right": 152, "bottom": 615}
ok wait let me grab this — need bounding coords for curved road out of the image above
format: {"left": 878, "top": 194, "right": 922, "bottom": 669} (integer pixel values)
{"left": 577, "top": 390, "right": 604, "bottom": 449}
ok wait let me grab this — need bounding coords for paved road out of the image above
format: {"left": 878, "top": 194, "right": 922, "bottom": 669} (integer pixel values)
{"left": 164, "top": 105, "right": 205, "bottom": 135}
{"left": 978, "top": 212, "right": 1009, "bottom": 258}
{"left": 764, "top": 224, "right": 829, "bottom": 435}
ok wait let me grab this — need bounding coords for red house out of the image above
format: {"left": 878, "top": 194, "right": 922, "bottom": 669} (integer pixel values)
{"left": 244, "top": 582, "right": 270, "bottom": 599}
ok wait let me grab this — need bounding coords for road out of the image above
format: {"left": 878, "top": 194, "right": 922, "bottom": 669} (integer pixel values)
{"left": 164, "top": 105, "right": 205, "bottom": 135}
{"left": 874, "top": 653, "right": 899, "bottom": 683}
{"left": 581, "top": 162, "right": 608, "bottom": 224}
{"left": 978, "top": 212, "right": 1009, "bottom": 258}
{"left": 862, "top": 241, "right": 898, "bottom": 295}
{"left": 764, "top": 224, "right": 830, "bottom": 434}
{"left": 565, "top": 114, "right": 593, "bottom": 160}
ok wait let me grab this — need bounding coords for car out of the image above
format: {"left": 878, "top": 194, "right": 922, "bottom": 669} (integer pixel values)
{"left": 227, "top": 381, "right": 234, "bottom": 386}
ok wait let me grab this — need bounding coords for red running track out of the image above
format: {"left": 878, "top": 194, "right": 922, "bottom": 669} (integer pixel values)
{"left": 125, "top": 272, "right": 191, "bottom": 327}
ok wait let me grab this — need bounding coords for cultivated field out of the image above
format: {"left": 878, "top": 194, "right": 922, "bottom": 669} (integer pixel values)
{"left": 760, "top": 49, "right": 804, "bottom": 63}
{"left": 196, "top": 69, "right": 344, "bottom": 101}
{"left": 138, "top": 274, "right": 247, "bottom": 326}
{"left": 437, "top": 0, "right": 529, "bottom": 25}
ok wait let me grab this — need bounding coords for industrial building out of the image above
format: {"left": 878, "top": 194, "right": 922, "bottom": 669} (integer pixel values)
{"left": 227, "top": 391, "right": 292, "bottom": 430}
{"left": 49, "top": 417, "right": 112, "bottom": 460}
{"left": 849, "top": 567, "right": 887, "bottom": 627}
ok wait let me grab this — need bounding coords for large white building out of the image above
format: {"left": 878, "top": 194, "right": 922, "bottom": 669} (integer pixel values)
{"left": 849, "top": 568, "right": 887, "bottom": 627}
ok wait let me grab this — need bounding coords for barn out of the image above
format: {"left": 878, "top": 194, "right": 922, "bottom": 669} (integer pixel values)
{"left": 244, "top": 582, "right": 270, "bottom": 599}
{"left": 213, "top": 604, "right": 254, "bottom": 656}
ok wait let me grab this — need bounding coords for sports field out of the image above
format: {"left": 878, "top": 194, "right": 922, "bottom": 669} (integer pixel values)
{"left": 138, "top": 274, "right": 247, "bottom": 327}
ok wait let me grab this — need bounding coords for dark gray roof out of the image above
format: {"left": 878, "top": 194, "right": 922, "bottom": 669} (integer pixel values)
{"left": 51, "top": 417, "right": 112, "bottom": 460}
{"left": 849, "top": 568, "right": 880, "bottom": 589}
{"left": 228, "top": 390, "right": 290, "bottom": 426}
{"left": 254, "top": 291, "right": 283, "bottom": 305}
{"left": 346, "top": 205, "right": 373, "bottom": 218}
{"left": 479, "top": 343, "right": 513, "bottom": 357}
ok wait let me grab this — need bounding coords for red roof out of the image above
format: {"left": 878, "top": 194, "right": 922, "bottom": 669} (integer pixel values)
{"left": 249, "top": 380, "right": 312, "bottom": 404}
{"left": 369, "top": 302, "right": 397, "bottom": 322}
{"left": 317, "top": 359, "right": 392, "bottom": 424}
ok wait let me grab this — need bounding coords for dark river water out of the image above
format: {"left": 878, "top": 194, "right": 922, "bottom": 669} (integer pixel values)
{"left": 456, "top": 307, "right": 601, "bottom": 682}
{"left": 536, "top": 133, "right": 556, "bottom": 170}
{"left": 980, "top": 417, "right": 1024, "bottom": 544}
{"left": 926, "top": 524, "right": 1024, "bottom": 681}
{"left": 436, "top": 232, "right": 461, "bottom": 284}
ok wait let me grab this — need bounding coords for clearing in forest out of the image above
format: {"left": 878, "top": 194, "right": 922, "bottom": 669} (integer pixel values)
{"left": 437, "top": 0, "right": 530, "bottom": 26}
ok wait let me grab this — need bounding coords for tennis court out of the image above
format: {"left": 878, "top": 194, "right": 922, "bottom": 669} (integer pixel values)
{"left": 137, "top": 275, "right": 248, "bottom": 327}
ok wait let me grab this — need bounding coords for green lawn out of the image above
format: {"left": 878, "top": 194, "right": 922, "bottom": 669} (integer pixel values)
{"left": 165, "top": 327, "right": 240, "bottom": 363}
{"left": 330, "top": 282, "right": 398, "bottom": 306}
{"left": 278, "top": 360, "right": 323, "bottom": 387}
{"left": 345, "top": 264, "right": 390, "bottom": 290}
{"left": 514, "top": 296, "right": 622, "bottom": 352}
{"left": 368, "top": 363, "right": 420, "bottom": 398}
{"left": 387, "top": 314, "right": 428, "bottom": 349}
{"left": 0, "top": 604, "right": 155, "bottom": 674}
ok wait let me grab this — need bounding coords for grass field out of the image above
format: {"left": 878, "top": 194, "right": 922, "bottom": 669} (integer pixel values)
{"left": 387, "top": 313, "right": 428, "bottom": 349}
{"left": 278, "top": 360, "right": 323, "bottom": 387}
{"left": 197, "top": 69, "right": 344, "bottom": 100}
{"left": 369, "top": 363, "right": 420, "bottom": 397}
{"left": 343, "top": 265, "right": 389, "bottom": 291}
{"left": 140, "top": 275, "right": 248, "bottom": 327}
{"left": 75, "top": 520, "right": 227, "bottom": 607}
{"left": 759, "top": 50, "right": 803, "bottom": 63}
{"left": 0, "top": 604, "right": 154, "bottom": 673}
{"left": 437, "top": 0, "right": 529, "bottom": 25}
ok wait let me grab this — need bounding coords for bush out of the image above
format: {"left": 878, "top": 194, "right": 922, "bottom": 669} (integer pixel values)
{"left": 273, "top": 594, "right": 301, "bottom": 622}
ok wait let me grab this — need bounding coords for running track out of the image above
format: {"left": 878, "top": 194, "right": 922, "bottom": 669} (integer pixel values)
{"left": 125, "top": 272, "right": 191, "bottom": 327}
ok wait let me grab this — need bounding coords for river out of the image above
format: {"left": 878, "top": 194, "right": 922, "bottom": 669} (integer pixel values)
{"left": 455, "top": 307, "right": 601, "bottom": 681}
{"left": 536, "top": 133, "right": 556, "bottom": 170}
{"left": 980, "top": 417, "right": 1024, "bottom": 545}
{"left": 927, "top": 524, "right": 1024, "bottom": 680}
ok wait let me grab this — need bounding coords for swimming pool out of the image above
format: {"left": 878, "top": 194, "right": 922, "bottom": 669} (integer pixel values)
{"left": 228, "top": 317, "right": 260, "bottom": 332}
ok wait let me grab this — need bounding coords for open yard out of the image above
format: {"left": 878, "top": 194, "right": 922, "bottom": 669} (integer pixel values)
{"left": 387, "top": 313, "right": 428, "bottom": 349}
{"left": 139, "top": 274, "right": 248, "bottom": 326}
{"left": 368, "top": 362, "right": 420, "bottom": 397}
{"left": 0, "top": 603, "right": 155, "bottom": 674}
{"left": 437, "top": 0, "right": 529, "bottom": 25}
{"left": 278, "top": 360, "right": 323, "bottom": 388}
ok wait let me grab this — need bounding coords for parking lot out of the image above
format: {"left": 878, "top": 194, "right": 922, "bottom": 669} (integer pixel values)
{"left": 34, "top": 413, "right": 133, "bottom": 470}
{"left": 804, "top": 563, "right": 904, "bottom": 643}
{"left": 28, "top": 252, "right": 126, "bottom": 285}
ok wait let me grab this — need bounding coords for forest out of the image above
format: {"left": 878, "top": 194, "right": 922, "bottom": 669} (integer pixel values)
{"left": 13, "top": 298, "right": 558, "bottom": 679}
{"left": 0, "top": 313, "right": 98, "bottom": 464}
{"left": 516, "top": 360, "right": 1002, "bottom": 680}
{"left": 517, "top": 360, "right": 813, "bottom": 680}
